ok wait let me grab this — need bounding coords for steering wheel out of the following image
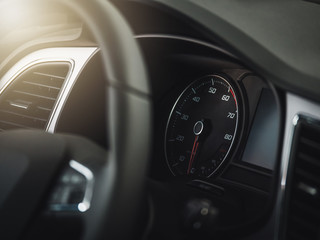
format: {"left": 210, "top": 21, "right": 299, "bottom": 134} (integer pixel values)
{"left": 0, "top": 0, "right": 151, "bottom": 239}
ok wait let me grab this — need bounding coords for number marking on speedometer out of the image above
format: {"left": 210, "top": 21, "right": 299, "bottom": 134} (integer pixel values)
{"left": 165, "top": 75, "right": 240, "bottom": 177}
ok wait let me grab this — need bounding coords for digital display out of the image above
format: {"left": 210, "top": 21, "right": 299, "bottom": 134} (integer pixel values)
{"left": 241, "top": 89, "right": 279, "bottom": 170}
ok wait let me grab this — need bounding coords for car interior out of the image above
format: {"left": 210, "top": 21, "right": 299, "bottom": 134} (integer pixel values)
{"left": 0, "top": 0, "right": 320, "bottom": 239}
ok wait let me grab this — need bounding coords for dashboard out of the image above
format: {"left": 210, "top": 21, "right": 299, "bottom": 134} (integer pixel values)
{"left": 0, "top": 0, "right": 320, "bottom": 240}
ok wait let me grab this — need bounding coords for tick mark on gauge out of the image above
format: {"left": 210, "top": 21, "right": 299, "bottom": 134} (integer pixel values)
{"left": 166, "top": 75, "right": 238, "bottom": 177}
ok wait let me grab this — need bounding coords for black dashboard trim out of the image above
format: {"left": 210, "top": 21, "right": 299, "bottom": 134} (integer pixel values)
{"left": 155, "top": 0, "right": 320, "bottom": 103}
{"left": 135, "top": 34, "right": 237, "bottom": 59}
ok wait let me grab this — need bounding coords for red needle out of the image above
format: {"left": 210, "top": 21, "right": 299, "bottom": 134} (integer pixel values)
{"left": 187, "top": 135, "right": 199, "bottom": 174}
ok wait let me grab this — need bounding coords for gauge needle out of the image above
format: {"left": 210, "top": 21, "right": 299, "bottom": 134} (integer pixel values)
{"left": 187, "top": 120, "right": 204, "bottom": 175}
{"left": 187, "top": 135, "right": 199, "bottom": 174}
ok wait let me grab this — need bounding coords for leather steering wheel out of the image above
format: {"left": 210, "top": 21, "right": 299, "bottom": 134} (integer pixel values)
{"left": 0, "top": 0, "right": 151, "bottom": 239}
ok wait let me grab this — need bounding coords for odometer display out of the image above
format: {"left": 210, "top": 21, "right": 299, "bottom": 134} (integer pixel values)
{"left": 165, "top": 75, "right": 240, "bottom": 177}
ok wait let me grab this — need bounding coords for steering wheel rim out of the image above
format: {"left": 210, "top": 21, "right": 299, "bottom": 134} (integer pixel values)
{"left": 0, "top": 0, "right": 151, "bottom": 239}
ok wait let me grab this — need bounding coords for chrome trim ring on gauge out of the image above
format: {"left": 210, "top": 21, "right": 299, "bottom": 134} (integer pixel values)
{"left": 165, "top": 74, "right": 240, "bottom": 178}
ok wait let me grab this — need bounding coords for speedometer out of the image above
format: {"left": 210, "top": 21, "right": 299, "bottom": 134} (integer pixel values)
{"left": 165, "top": 75, "right": 241, "bottom": 177}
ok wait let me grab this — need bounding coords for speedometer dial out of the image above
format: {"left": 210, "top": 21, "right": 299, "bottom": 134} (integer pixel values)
{"left": 165, "top": 75, "right": 240, "bottom": 177}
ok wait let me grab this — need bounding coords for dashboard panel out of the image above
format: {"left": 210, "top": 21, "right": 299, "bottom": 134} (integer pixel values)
{"left": 0, "top": 1, "right": 319, "bottom": 240}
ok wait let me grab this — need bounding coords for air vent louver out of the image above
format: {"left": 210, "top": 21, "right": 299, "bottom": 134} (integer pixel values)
{"left": 285, "top": 118, "right": 320, "bottom": 240}
{"left": 0, "top": 62, "right": 70, "bottom": 131}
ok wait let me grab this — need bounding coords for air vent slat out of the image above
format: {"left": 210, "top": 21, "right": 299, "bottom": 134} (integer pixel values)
{"left": 298, "top": 152, "right": 320, "bottom": 169}
{"left": 33, "top": 71, "right": 66, "bottom": 80}
{"left": 13, "top": 90, "right": 56, "bottom": 101}
{"left": 0, "top": 62, "right": 70, "bottom": 130}
{"left": 292, "top": 199, "right": 320, "bottom": 220}
{"left": 25, "top": 74, "right": 64, "bottom": 88}
{"left": 1, "top": 101, "right": 52, "bottom": 120}
{"left": 300, "top": 136, "right": 320, "bottom": 152}
{"left": 37, "top": 106, "right": 51, "bottom": 112}
{"left": 285, "top": 118, "right": 320, "bottom": 240}
{"left": 295, "top": 168, "right": 320, "bottom": 186}
{"left": 0, "top": 111, "right": 46, "bottom": 129}
{"left": 0, "top": 120, "right": 31, "bottom": 129}
{"left": 16, "top": 81, "right": 61, "bottom": 99}
{"left": 5, "top": 94, "right": 56, "bottom": 111}
{"left": 23, "top": 80, "right": 61, "bottom": 90}
{"left": 0, "top": 109, "right": 48, "bottom": 122}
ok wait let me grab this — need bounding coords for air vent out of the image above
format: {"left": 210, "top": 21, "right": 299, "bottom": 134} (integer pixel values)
{"left": 285, "top": 117, "right": 320, "bottom": 240}
{"left": 0, "top": 62, "right": 70, "bottom": 131}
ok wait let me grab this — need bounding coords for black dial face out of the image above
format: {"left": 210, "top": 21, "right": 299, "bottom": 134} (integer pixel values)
{"left": 165, "top": 75, "right": 240, "bottom": 177}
